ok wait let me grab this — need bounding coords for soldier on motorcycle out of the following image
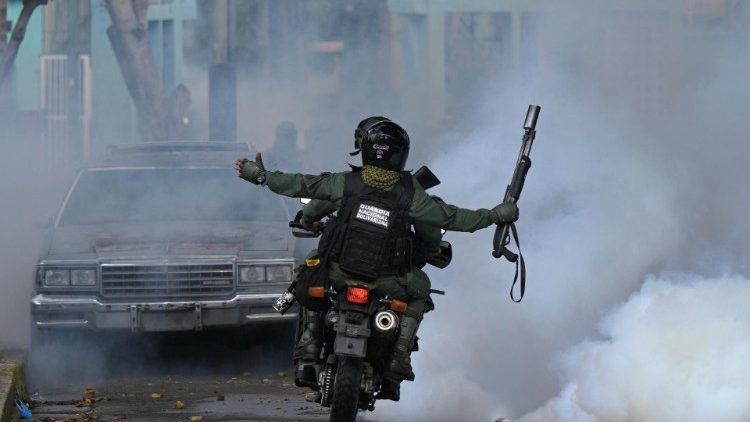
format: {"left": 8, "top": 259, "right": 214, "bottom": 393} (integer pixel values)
{"left": 234, "top": 117, "right": 518, "bottom": 400}
{"left": 290, "top": 117, "right": 447, "bottom": 401}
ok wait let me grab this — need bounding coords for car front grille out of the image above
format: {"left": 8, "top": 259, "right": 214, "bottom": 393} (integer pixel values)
{"left": 101, "top": 263, "right": 234, "bottom": 299}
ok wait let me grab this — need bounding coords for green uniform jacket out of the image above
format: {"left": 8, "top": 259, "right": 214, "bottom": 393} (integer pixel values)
{"left": 300, "top": 178, "right": 444, "bottom": 259}
{"left": 266, "top": 170, "right": 502, "bottom": 233}
{"left": 271, "top": 170, "right": 494, "bottom": 320}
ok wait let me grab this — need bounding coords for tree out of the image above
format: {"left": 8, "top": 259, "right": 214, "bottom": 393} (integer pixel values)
{"left": 0, "top": 0, "right": 48, "bottom": 88}
{"left": 104, "top": 0, "right": 190, "bottom": 141}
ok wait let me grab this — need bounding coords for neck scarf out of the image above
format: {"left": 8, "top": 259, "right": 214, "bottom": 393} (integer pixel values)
{"left": 362, "top": 165, "right": 401, "bottom": 189}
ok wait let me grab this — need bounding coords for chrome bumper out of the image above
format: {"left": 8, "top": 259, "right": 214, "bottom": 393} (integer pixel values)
{"left": 31, "top": 293, "right": 298, "bottom": 332}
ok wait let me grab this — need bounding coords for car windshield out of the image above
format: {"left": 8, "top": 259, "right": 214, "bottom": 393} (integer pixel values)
{"left": 59, "top": 168, "right": 288, "bottom": 225}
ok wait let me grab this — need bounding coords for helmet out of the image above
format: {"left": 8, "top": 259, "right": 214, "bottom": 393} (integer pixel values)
{"left": 354, "top": 116, "right": 390, "bottom": 152}
{"left": 361, "top": 120, "right": 410, "bottom": 171}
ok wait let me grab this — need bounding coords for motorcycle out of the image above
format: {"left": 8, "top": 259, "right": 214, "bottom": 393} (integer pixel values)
{"left": 303, "top": 280, "right": 414, "bottom": 419}
{"left": 273, "top": 167, "right": 451, "bottom": 421}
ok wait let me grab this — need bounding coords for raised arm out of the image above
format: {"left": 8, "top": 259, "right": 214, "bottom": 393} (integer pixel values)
{"left": 234, "top": 153, "right": 346, "bottom": 201}
{"left": 409, "top": 186, "right": 518, "bottom": 233}
{"left": 265, "top": 171, "right": 345, "bottom": 201}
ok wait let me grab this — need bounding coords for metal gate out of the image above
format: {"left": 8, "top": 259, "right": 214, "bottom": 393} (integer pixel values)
{"left": 40, "top": 54, "right": 92, "bottom": 165}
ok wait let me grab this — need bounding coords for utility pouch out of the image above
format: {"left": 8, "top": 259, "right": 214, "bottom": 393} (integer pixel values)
{"left": 390, "top": 237, "right": 413, "bottom": 274}
{"left": 338, "top": 225, "right": 386, "bottom": 279}
{"left": 317, "top": 217, "right": 346, "bottom": 258}
{"left": 294, "top": 255, "right": 332, "bottom": 312}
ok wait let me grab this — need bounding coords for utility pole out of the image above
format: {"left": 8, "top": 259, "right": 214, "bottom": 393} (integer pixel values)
{"left": 209, "top": 0, "right": 236, "bottom": 142}
{"left": 65, "top": 0, "right": 82, "bottom": 161}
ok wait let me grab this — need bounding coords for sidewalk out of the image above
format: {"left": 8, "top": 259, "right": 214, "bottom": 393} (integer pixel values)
{"left": 0, "top": 351, "right": 28, "bottom": 422}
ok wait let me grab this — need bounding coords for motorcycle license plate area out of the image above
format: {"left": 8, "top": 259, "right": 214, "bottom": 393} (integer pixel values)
{"left": 334, "top": 308, "right": 371, "bottom": 357}
{"left": 334, "top": 334, "right": 367, "bottom": 357}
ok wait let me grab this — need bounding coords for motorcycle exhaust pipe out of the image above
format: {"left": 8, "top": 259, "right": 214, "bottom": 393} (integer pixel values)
{"left": 373, "top": 310, "right": 399, "bottom": 333}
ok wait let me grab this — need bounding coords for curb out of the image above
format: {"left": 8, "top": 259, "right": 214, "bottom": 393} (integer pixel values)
{"left": 0, "top": 351, "right": 27, "bottom": 422}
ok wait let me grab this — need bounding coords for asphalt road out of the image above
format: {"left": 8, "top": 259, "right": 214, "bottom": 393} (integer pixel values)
{"left": 26, "top": 324, "right": 332, "bottom": 421}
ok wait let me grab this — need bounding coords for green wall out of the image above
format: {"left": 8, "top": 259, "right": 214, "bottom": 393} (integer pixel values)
{"left": 7, "top": 0, "right": 42, "bottom": 110}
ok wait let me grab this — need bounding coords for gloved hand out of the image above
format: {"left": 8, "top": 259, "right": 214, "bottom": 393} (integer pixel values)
{"left": 299, "top": 216, "right": 321, "bottom": 234}
{"left": 492, "top": 202, "right": 519, "bottom": 224}
{"left": 234, "top": 152, "right": 267, "bottom": 185}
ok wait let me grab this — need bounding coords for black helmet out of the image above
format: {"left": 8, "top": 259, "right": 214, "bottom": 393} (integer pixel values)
{"left": 353, "top": 116, "right": 390, "bottom": 152}
{"left": 361, "top": 120, "right": 410, "bottom": 171}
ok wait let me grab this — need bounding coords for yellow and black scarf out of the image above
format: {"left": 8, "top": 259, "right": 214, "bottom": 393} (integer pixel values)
{"left": 361, "top": 165, "right": 401, "bottom": 189}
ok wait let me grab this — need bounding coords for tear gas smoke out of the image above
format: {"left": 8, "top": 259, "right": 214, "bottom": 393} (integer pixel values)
{"left": 0, "top": 135, "right": 67, "bottom": 350}
{"left": 0, "top": 172, "right": 39, "bottom": 349}
{"left": 374, "top": 89, "right": 683, "bottom": 421}
{"left": 520, "top": 274, "right": 750, "bottom": 422}
{"left": 373, "top": 3, "right": 750, "bottom": 421}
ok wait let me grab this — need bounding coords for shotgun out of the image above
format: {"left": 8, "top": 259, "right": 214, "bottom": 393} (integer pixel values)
{"left": 492, "top": 104, "right": 540, "bottom": 302}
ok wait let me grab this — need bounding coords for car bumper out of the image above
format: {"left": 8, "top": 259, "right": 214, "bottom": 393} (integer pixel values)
{"left": 31, "top": 293, "right": 298, "bottom": 332}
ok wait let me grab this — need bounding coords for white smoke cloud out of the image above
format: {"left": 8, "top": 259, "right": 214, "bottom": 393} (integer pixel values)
{"left": 520, "top": 274, "right": 750, "bottom": 422}
{"left": 0, "top": 146, "right": 69, "bottom": 349}
{"left": 373, "top": 89, "right": 684, "bottom": 420}
{"left": 368, "top": 368, "right": 512, "bottom": 422}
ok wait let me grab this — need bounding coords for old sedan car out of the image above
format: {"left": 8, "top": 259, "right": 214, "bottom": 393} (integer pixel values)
{"left": 31, "top": 142, "right": 299, "bottom": 337}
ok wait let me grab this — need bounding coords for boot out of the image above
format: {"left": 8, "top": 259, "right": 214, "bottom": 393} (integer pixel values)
{"left": 293, "top": 309, "right": 324, "bottom": 362}
{"left": 377, "top": 377, "right": 401, "bottom": 401}
{"left": 383, "top": 316, "right": 419, "bottom": 382}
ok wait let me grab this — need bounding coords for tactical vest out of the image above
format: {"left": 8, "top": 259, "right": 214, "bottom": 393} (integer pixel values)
{"left": 318, "top": 169, "right": 415, "bottom": 279}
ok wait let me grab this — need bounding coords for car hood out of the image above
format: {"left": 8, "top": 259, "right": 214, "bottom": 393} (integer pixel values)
{"left": 45, "top": 222, "right": 289, "bottom": 258}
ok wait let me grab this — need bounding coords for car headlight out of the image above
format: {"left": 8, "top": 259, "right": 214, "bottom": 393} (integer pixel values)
{"left": 71, "top": 269, "right": 97, "bottom": 286}
{"left": 267, "top": 266, "right": 292, "bottom": 282}
{"left": 239, "top": 266, "right": 266, "bottom": 283}
{"left": 238, "top": 264, "right": 293, "bottom": 284}
{"left": 43, "top": 269, "right": 70, "bottom": 286}
{"left": 40, "top": 267, "right": 97, "bottom": 287}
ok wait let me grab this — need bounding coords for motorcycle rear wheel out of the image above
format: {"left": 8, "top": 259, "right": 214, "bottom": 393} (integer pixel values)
{"left": 329, "top": 356, "right": 363, "bottom": 422}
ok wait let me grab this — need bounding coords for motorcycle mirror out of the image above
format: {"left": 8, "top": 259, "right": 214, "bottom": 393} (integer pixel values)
{"left": 300, "top": 198, "right": 311, "bottom": 205}
{"left": 291, "top": 226, "right": 319, "bottom": 238}
{"left": 427, "top": 240, "right": 452, "bottom": 269}
{"left": 413, "top": 166, "right": 441, "bottom": 190}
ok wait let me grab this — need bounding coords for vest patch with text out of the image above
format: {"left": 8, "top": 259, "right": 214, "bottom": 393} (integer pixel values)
{"left": 317, "top": 169, "right": 416, "bottom": 279}
{"left": 355, "top": 202, "right": 391, "bottom": 229}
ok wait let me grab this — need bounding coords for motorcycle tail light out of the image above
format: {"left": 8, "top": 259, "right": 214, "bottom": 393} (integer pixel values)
{"left": 390, "top": 299, "right": 407, "bottom": 313}
{"left": 346, "top": 287, "right": 369, "bottom": 304}
{"left": 308, "top": 286, "right": 326, "bottom": 298}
